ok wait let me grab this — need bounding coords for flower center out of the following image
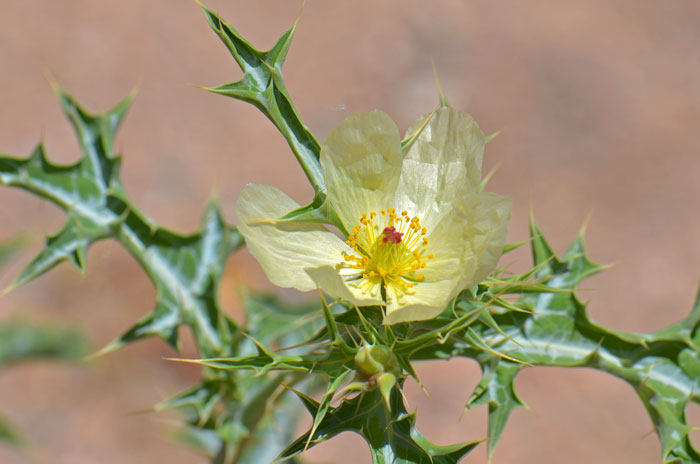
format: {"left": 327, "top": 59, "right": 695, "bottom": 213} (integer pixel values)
{"left": 342, "top": 208, "right": 434, "bottom": 303}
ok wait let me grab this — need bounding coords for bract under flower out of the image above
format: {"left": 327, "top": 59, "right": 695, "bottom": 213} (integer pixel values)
{"left": 236, "top": 107, "right": 511, "bottom": 324}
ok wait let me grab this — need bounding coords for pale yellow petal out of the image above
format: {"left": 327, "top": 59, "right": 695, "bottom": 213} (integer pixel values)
{"left": 306, "top": 266, "right": 384, "bottom": 307}
{"left": 321, "top": 110, "right": 403, "bottom": 232}
{"left": 459, "top": 192, "right": 512, "bottom": 287}
{"left": 395, "top": 107, "right": 485, "bottom": 227}
{"left": 418, "top": 210, "right": 468, "bottom": 282}
{"left": 236, "top": 183, "right": 350, "bottom": 292}
{"left": 414, "top": 190, "right": 478, "bottom": 282}
{"left": 383, "top": 277, "right": 462, "bottom": 325}
{"left": 416, "top": 191, "right": 510, "bottom": 293}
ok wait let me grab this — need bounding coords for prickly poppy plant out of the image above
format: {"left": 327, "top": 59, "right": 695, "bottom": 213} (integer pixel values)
{"left": 1, "top": 3, "right": 699, "bottom": 464}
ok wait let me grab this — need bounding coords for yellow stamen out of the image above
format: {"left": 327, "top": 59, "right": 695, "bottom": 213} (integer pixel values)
{"left": 340, "top": 209, "right": 435, "bottom": 304}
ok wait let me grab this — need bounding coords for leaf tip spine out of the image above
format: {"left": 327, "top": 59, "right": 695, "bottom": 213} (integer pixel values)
{"left": 431, "top": 59, "right": 449, "bottom": 108}
{"left": 84, "top": 341, "right": 122, "bottom": 361}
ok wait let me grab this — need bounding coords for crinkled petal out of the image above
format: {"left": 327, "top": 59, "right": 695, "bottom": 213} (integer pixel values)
{"left": 459, "top": 192, "right": 512, "bottom": 287}
{"left": 321, "top": 110, "right": 403, "bottom": 232}
{"left": 418, "top": 208, "right": 471, "bottom": 282}
{"left": 393, "top": 192, "right": 509, "bottom": 321}
{"left": 420, "top": 191, "right": 510, "bottom": 286}
{"left": 395, "top": 107, "right": 485, "bottom": 228}
{"left": 236, "top": 183, "right": 350, "bottom": 292}
{"left": 306, "top": 266, "right": 383, "bottom": 306}
{"left": 384, "top": 277, "right": 462, "bottom": 325}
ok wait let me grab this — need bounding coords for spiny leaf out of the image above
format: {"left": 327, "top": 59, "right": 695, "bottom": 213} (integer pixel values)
{"left": 638, "top": 374, "right": 700, "bottom": 463}
{"left": 1, "top": 97, "right": 128, "bottom": 289}
{"left": 0, "top": 87, "right": 240, "bottom": 356}
{"left": 528, "top": 209, "right": 558, "bottom": 271}
{"left": 501, "top": 237, "right": 532, "bottom": 254}
{"left": 465, "top": 359, "right": 524, "bottom": 460}
{"left": 156, "top": 380, "right": 223, "bottom": 428}
{"left": 280, "top": 388, "right": 481, "bottom": 463}
{"left": 0, "top": 88, "right": 126, "bottom": 287}
{"left": 406, "top": 214, "right": 699, "bottom": 462}
{"left": 305, "top": 370, "right": 353, "bottom": 450}
{"left": 464, "top": 327, "right": 527, "bottom": 365}
{"left": 182, "top": 340, "right": 353, "bottom": 377}
{"left": 160, "top": 373, "right": 304, "bottom": 464}
{"left": 438, "top": 215, "right": 700, "bottom": 462}
{"left": 186, "top": 352, "right": 309, "bottom": 375}
{"left": 103, "top": 200, "right": 238, "bottom": 356}
{"left": 198, "top": 2, "right": 325, "bottom": 197}
{"left": 242, "top": 292, "right": 324, "bottom": 353}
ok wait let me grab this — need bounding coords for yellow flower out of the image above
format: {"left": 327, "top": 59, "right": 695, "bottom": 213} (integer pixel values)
{"left": 236, "top": 107, "right": 511, "bottom": 324}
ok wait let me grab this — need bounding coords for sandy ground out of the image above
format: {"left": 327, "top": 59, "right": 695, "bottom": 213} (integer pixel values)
{"left": 1, "top": 1, "right": 700, "bottom": 463}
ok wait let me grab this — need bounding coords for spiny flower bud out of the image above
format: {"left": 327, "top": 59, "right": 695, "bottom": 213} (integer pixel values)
{"left": 353, "top": 344, "right": 401, "bottom": 407}
{"left": 354, "top": 345, "right": 399, "bottom": 379}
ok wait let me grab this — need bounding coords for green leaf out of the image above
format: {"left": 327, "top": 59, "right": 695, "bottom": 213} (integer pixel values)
{"left": 305, "top": 370, "right": 353, "bottom": 450}
{"left": 104, "top": 200, "right": 238, "bottom": 356}
{"left": 0, "top": 87, "right": 240, "bottom": 356}
{"left": 242, "top": 293, "right": 324, "bottom": 351}
{"left": 275, "top": 199, "right": 348, "bottom": 236}
{"left": 0, "top": 85, "right": 131, "bottom": 288}
{"left": 403, "top": 213, "right": 700, "bottom": 462}
{"left": 280, "top": 388, "right": 481, "bottom": 464}
{"left": 437, "top": 214, "right": 700, "bottom": 463}
{"left": 187, "top": 338, "right": 353, "bottom": 378}
{"left": 501, "top": 238, "right": 531, "bottom": 254}
{"left": 159, "top": 372, "right": 306, "bottom": 464}
{"left": 465, "top": 359, "right": 524, "bottom": 460}
{"left": 197, "top": 2, "right": 325, "bottom": 198}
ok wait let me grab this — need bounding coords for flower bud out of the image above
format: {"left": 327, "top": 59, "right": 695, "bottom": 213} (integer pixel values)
{"left": 354, "top": 344, "right": 400, "bottom": 380}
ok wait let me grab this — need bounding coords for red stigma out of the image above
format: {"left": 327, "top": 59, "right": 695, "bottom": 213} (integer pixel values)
{"left": 382, "top": 226, "right": 403, "bottom": 244}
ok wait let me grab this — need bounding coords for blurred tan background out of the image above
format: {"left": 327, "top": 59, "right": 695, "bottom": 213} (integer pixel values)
{"left": 1, "top": 1, "right": 700, "bottom": 463}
